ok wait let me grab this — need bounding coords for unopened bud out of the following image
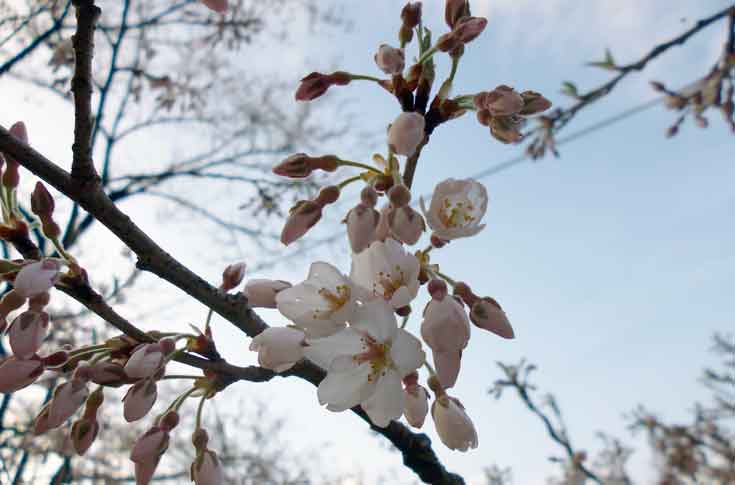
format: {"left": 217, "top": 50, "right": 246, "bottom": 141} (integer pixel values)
{"left": 192, "top": 428, "right": 210, "bottom": 450}
{"left": 221, "top": 262, "right": 246, "bottom": 291}
{"left": 31, "top": 182, "right": 55, "bottom": 216}
{"left": 387, "top": 184, "right": 411, "bottom": 207}
{"left": 375, "top": 44, "right": 405, "bottom": 75}
{"left": 159, "top": 410, "right": 180, "bottom": 431}
{"left": 294, "top": 72, "right": 351, "bottom": 102}
{"left": 445, "top": 0, "right": 471, "bottom": 29}
{"left": 280, "top": 200, "right": 322, "bottom": 246}
{"left": 401, "top": 2, "right": 422, "bottom": 28}
{"left": 388, "top": 112, "right": 426, "bottom": 156}
{"left": 520, "top": 91, "right": 552, "bottom": 115}
{"left": 428, "top": 279, "right": 448, "bottom": 299}
{"left": 315, "top": 185, "right": 340, "bottom": 205}
{"left": 452, "top": 16, "right": 487, "bottom": 44}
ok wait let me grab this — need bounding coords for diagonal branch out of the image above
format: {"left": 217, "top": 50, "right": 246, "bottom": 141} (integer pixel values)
{"left": 70, "top": 0, "right": 102, "bottom": 181}
{"left": 0, "top": 126, "right": 464, "bottom": 485}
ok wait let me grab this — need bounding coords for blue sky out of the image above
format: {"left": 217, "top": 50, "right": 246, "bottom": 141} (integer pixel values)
{"left": 3, "top": 0, "right": 734, "bottom": 483}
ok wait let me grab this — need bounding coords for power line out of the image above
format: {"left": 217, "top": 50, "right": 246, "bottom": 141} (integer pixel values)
{"left": 251, "top": 95, "right": 665, "bottom": 273}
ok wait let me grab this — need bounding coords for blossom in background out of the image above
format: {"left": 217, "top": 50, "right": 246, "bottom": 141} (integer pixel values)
{"left": 306, "top": 300, "right": 425, "bottom": 427}
{"left": 421, "top": 178, "right": 488, "bottom": 241}
{"left": 350, "top": 238, "right": 420, "bottom": 309}
{"left": 276, "top": 262, "right": 357, "bottom": 338}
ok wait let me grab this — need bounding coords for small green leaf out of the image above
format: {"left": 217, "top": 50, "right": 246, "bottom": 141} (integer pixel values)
{"left": 561, "top": 81, "right": 578, "bottom": 98}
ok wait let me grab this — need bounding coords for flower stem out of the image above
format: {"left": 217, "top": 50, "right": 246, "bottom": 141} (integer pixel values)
{"left": 435, "top": 270, "right": 457, "bottom": 287}
{"left": 423, "top": 360, "right": 437, "bottom": 377}
{"left": 416, "top": 45, "right": 439, "bottom": 65}
{"left": 161, "top": 374, "right": 201, "bottom": 381}
{"left": 349, "top": 74, "right": 384, "bottom": 83}
{"left": 337, "top": 159, "right": 382, "bottom": 174}
{"left": 337, "top": 175, "right": 364, "bottom": 189}
{"left": 195, "top": 393, "right": 207, "bottom": 431}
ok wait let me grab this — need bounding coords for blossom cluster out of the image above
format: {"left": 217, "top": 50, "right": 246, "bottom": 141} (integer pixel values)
{"left": 250, "top": 0, "right": 551, "bottom": 452}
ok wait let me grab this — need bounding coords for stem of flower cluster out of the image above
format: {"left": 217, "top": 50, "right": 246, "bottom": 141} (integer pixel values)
{"left": 349, "top": 74, "right": 384, "bottom": 83}
{"left": 423, "top": 360, "right": 438, "bottom": 377}
{"left": 161, "top": 374, "right": 201, "bottom": 381}
{"left": 194, "top": 393, "right": 207, "bottom": 431}
{"left": 416, "top": 45, "right": 439, "bottom": 65}
{"left": 337, "top": 175, "right": 364, "bottom": 189}
{"left": 337, "top": 159, "right": 382, "bottom": 174}
{"left": 435, "top": 270, "right": 457, "bottom": 287}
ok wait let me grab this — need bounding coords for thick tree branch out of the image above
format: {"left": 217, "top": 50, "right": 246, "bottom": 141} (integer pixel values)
{"left": 70, "top": 0, "right": 102, "bottom": 181}
{"left": 0, "top": 126, "right": 464, "bottom": 485}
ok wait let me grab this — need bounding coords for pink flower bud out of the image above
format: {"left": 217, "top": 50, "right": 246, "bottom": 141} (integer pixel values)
{"left": 200, "top": 0, "right": 227, "bottom": 13}
{"left": 445, "top": 0, "right": 471, "bottom": 29}
{"left": 388, "top": 112, "right": 425, "bottom": 156}
{"left": 221, "top": 262, "right": 246, "bottom": 291}
{"left": 0, "top": 356, "right": 43, "bottom": 392}
{"left": 191, "top": 449, "right": 224, "bottom": 485}
{"left": 387, "top": 206, "right": 425, "bottom": 245}
{"left": 519, "top": 90, "right": 552, "bottom": 115}
{"left": 470, "top": 297, "right": 514, "bottom": 339}
{"left": 421, "top": 296, "right": 470, "bottom": 388}
{"left": 431, "top": 395, "right": 478, "bottom": 451}
{"left": 489, "top": 115, "right": 523, "bottom": 144}
{"left": 374, "top": 44, "right": 405, "bottom": 75}
{"left": 452, "top": 16, "right": 487, "bottom": 44}
{"left": 243, "top": 279, "right": 291, "bottom": 308}
{"left": 249, "top": 326, "right": 305, "bottom": 372}
{"left": 3, "top": 122, "right": 27, "bottom": 188}
{"left": 131, "top": 427, "right": 169, "bottom": 485}
{"left": 8, "top": 311, "right": 49, "bottom": 359}
{"left": 404, "top": 383, "right": 429, "bottom": 428}
{"left": 13, "top": 259, "right": 61, "bottom": 298}
{"left": 280, "top": 200, "right": 323, "bottom": 246}
{"left": 295, "top": 71, "right": 351, "bottom": 101}
{"left": 345, "top": 203, "right": 380, "bottom": 253}
{"left": 123, "top": 379, "right": 158, "bottom": 422}
{"left": 124, "top": 343, "right": 165, "bottom": 379}
{"left": 71, "top": 416, "right": 99, "bottom": 455}
{"left": 481, "top": 85, "right": 524, "bottom": 116}
{"left": 273, "top": 153, "right": 312, "bottom": 178}
{"left": 31, "top": 182, "right": 55, "bottom": 217}
{"left": 401, "top": 2, "right": 422, "bottom": 28}
{"left": 90, "top": 361, "right": 128, "bottom": 386}
{"left": 0, "top": 289, "right": 26, "bottom": 322}
{"left": 46, "top": 378, "right": 89, "bottom": 430}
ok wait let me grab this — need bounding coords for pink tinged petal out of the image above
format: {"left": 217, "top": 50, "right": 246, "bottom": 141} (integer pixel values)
{"left": 404, "top": 384, "right": 429, "bottom": 428}
{"left": 250, "top": 327, "right": 305, "bottom": 373}
{"left": 131, "top": 428, "right": 167, "bottom": 462}
{"left": 387, "top": 112, "right": 425, "bottom": 156}
{"left": 303, "top": 327, "right": 366, "bottom": 367}
{"left": 71, "top": 417, "right": 99, "bottom": 455}
{"left": 317, "top": 356, "right": 375, "bottom": 412}
{"left": 13, "top": 260, "right": 61, "bottom": 299}
{"left": 193, "top": 450, "right": 224, "bottom": 485}
{"left": 432, "top": 396, "right": 478, "bottom": 451}
{"left": 123, "top": 380, "right": 158, "bottom": 422}
{"left": 200, "top": 0, "right": 227, "bottom": 13}
{"left": 361, "top": 370, "right": 405, "bottom": 428}
{"left": 433, "top": 350, "right": 462, "bottom": 389}
{"left": 47, "top": 381, "right": 89, "bottom": 428}
{"left": 8, "top": 311, "right": 49, "bottom": 359}
{"left": 124, "top": 344, "right": 164, "bottom": 379}
{"left": 0, "top": 356, "right": 43, "bottom": 392}
{"left": 346, "top": 204, "right": 379, "bottom": 253}
{"left": 350, "top": 300, "right": 397, "bottom": 343}
{"left": 374, "top": 44, "right": 405, "bottom": 75}
{"left": 420, "top": 297, "right": 470, "bottom": 352}
{"left": 243, "top": 279, "right": 291, "bottom": 308}
{"left": 389, "top": 329, "right": 425, "bottom": 377}
{"left": 135, "top": 458, "right": 160, "bottom": 485}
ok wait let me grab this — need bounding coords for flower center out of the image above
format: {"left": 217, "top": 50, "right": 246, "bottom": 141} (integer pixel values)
{"left": 355, "top": 335, "right": 393, "bottom": 382}
{"left": 314, "top": 284, "right": 351, "bottom": 319}
{"left": 374, "top": 265, "right": 406, "bottom": 300}
{"left": 439, "top": 197, "right": 475, "bottom": 229}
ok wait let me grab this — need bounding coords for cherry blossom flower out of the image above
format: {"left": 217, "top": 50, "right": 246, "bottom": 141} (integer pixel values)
{"left": 13, "top": 259, "right": 61, "bottom": 299}
{"left": 350, "top": 238, "right": 420, "bottom": 309}
{"left": 7, "top": 311, "right": 49, "bottom": 359}
{"left": 431, "top": 394, "right": 478, "bottom": 451}
{"left": 305, "top": 300, "right": 425, "bottom": 427}
{"left": 276, "top": 262, "right": 357, "bottom": 338}
{"left": 420, "top": 178, "right": 488, "bottom": 241}
{"left": 249, "top": 326, "right": 305, "bottom": 372}
{"left": 388, "top": 112, "right": 425, "bottom": 156}
{"left": 243, "top": 279, "right": 291, "bottom": 308}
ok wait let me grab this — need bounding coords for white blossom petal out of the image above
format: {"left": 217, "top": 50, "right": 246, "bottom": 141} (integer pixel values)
{"left": 304, "top": 328, "right": 366, "bottom": 369}
{"left": 361, "top": 370, "right": 404, "bottom": 427}
{"left": 349, "top": 300, "right": 397, "bottom": 343}
{"left": 317, "top": 356, "right": 375, "bottom": 411}
{"left": 389, "top": 329, "right": 425, "bottom": 377}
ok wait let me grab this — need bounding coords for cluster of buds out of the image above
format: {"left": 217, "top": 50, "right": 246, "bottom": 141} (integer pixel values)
{"left": 473, "top": 85, "right": 552, "bottom": 143}
{"left": 255, "top": 0, "right": 549, "bottom": 452}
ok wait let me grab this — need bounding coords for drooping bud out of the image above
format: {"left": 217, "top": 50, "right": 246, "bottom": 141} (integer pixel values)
{"left": 345, "top": 192, "right": 380, "bottom": 253}
{"left": 280, "top": 200, "right": 322, "bottom": 246}
{"left": 13, "top": 259, "right": 62, "bottom": 299}
{"left": 89, "top": 361, "right": 128, "bottom": 386}
{"left": 404, "top": 381, "right": 430, "bottom": 428}
{"left": 123, "top": 379, "right": 158, "bottom": 422}
{"left": 191, "top": 449, "right": 224, "bottom": 485}
{"left": 273, "top": 153, "right": 339, "bottom": 178}
{"left": 7, "top": 311, "right": 49, "bottom": 359}
{"left": 220, "top": 262, "right": 246, "bottom": 291}
{"left": 0, "top": 355, "right": 43, "bottom": 392}
{"left": 387, "top": 184, "right": 411, "bottom": 207}
{"left": 45, "top": 371, "right": 91, "bottom": 430}
{"left": 31, "top": 182, "right": 55, "bottom": 217}
{"left": 249, "top": 326, "right": 306, "bottom": 372}
{"left": 489, "top": 115, "right": 523, "bottom": 144}
{"left": 388, "top": 112, "right": 425, "bottom": 156}
{"left": 2, "top": 121, "right": 27, "bottom": 188}
{"left": 375, "top": 44, "right": 405, "bottom": 75}
{"left": 124, "top": 343, "right": 167, "bottom": 379}
{"left": 519, "top": 90, "right": 552, "bottom": 115}
{"left": 431, "top": 394, "right": 478, "bottom": 451}
{"left": 131, "top": 425, "right": 170, "bottom": 485}
{"left": 421, "top": 294, "right": 470, "bottom": 388}
{"left": 0, "top": 289, "right": 26, "bottom": 323}
{"left": 470, "top": 297, "right": 514, "bottom": 339}
{"left": 315, "top": 185, "right": 341, "bottom": 205}
{"left": 427, "top": 279, "right": 448, "bottom": 300}
{"left": 243, "top": 279, "right": 292, "bottom": 308}
{"left": 71, "top": 387, "right": 103, "bottom": 455}
{"left": 294, "top": 71, "right": 351, "bottom": 101}
{"left": 436, "top": 32, "right": 462, "bottom": 53}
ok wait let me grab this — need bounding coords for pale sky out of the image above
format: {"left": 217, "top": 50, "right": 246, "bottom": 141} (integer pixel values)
{"left": 2, "top": 1, "right": 734, "bottom": 484}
